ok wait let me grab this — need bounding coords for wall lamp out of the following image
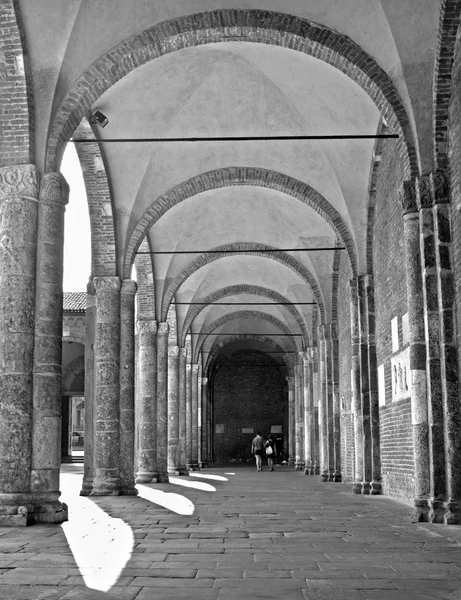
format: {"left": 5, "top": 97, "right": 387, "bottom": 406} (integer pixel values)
{"left": 90, "top": 108, "right": 109, "bottom": 128}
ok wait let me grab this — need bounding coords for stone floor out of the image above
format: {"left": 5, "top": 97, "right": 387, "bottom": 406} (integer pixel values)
{"left": 0, "top": 465, "right": 461, "bottom": 600}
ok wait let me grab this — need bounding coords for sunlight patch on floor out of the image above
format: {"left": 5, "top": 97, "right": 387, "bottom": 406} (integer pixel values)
{"left": 61, "top": 496, "right": 133, "bottom": 593}
{"left": 136, "top": 483, "right": 195, "bottom": 515}
{"left": 189, "top": 473, "right": 228, "bottom": 481}
{"left": 169, "top": 476, "right": 216, "bottom": 492}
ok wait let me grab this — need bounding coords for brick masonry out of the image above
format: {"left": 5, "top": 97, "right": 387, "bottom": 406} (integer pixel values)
{"left": 212, "top": 350, "right": 287, "bottom": 464}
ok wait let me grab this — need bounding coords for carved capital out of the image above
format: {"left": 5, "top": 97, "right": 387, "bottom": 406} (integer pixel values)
{"left": 39, "top": 172, "right": 69, "bottom": 207}
{"left": 415, "top": 175, "right": 432, "bottom": 210}
{"left": 121, "top": 279, "right": 138, "bottom": 295}
{"left": 168, "top": 345, "right": 179, "bottom": 357}
{"left": 93, "top": 276, "right": 121, "bottom": 293}
{"left": 179, "top": 347, "right": 187, "bottom": 359}
{"left": 399, "top": 180, "right": 417, "bottom": 215}
{"left": 192, "top": 364, "right": 199, "bottom": 373}
{"left": 0, "top": 164, "right": 39, "bottom": 201}
{"left": 158, "top": 322, "right": 169, "bottom": 335}
{"left": 136, "top": 319, "right": 157, "bottom": 335}
{"left": 430, "top": 171, "right": 449, "bottom": 205}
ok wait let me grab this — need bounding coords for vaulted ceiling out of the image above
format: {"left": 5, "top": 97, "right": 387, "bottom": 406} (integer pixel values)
{"left": 18, "top": 0, "right": 442, "bottom": 372}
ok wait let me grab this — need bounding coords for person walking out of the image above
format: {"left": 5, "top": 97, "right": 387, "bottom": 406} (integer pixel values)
{"left": 265, "top": 435, "right": 276, "bottom": 471}
{"left": 251, "top": 432, "right": 264, "bottom": 471}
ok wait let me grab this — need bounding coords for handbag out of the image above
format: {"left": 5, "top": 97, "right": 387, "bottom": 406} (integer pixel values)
{"left": 265, "top": 443, "right": 273, "bottom": 455}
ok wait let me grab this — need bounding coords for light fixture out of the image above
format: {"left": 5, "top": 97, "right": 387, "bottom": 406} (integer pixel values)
{"left": 90, "top": 108, "right": 108, "bottom": 128}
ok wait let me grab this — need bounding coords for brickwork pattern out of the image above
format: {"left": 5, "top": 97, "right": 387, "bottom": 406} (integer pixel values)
{"left": 161, "top": 242, "right": 325, "bottom": 323}
{"left": 180, "top": 284, "right": 309, "bottom": 347}
{"left": 125, "top": 167, "right": 357, "bottom": 278}
{"left": 213, "top": 350, "right": 287, "bottom": 463}
{"left": 373, "top": 135, "right": 414, "bottom": 502}
{"left": 45, "top": 9, "right": 417, "bottom": 178}
{"left": 0, "top": 0, "right": 34, "bottom": 167}
{"left": 135, "top": 238, "right": 156, "bottom": 321}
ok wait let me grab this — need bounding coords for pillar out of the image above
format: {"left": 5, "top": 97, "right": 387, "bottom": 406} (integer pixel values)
{"left": 28, "top": 172, "right": 69, "bottom": 522}
{"left": 331, "top": 325, "right": 342, "bottom": 482}
{"left": 318, "top": 335, "right": 328, "bottom": 480}
{"left": 358, "top": 277, "right": 372, "bottom": 494}
{"left": 303, "top": 350, "right": 312, "bottom": 474}
{"left": 119, "top": 279, "right": 137, "bottom": 495}
{"left": 200, "top": 377, "right": 208, "bottom": 468}
{"left": 350, "top": 280, "right": 364, "bottom": 494}
{"left": 156, "top": 322, "right": 169, "bottom": 482}
{"left": 312, "top": 348, "right": 320, "bottom": 475}
{"left": 191, "top": 365, "right": 200, "bottom": 470}
{"left": 167, "top": 345, "right": 180, "bottom": 475}
{"left": 178, "top": 347, "right": 188, "bottom": 475}
{"left": 400, "top": 179, "right": 430, "bottom": 520}
{"left": 91, "top": 276, "right": 121, "bottom": 496}
{"left": 185, "top": 363, "right": 193, "bottom": 470}
{"left": 135, "top": 320, "right": 157, "bottom": 483}
{"left": 81, "top": 283, "right": 96, "bottom": 495}
{"left": 294, "top": 362, "right": 304, "bottom": 470}
{"left": 287, "top": 375, "right": 295, "bottom": 465}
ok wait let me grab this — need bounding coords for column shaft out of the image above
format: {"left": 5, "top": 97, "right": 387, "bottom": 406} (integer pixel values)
{"left": 156, "top": 323, "right": 169, "bottom": 482}
{"left": 303, "top": 352, "right": 312, "bottom": 474}
{"left": 318, "top": 336, "right": 328, "bottom": 481}
{"left": 191, "top": 365, "right": 200, "bottom": 469}
{"left": 287, "top": 375, "right": 295, "bottom": 465}
{"left": 178, "top": 348, "right": 188, "bottom": 475}
{"left": 167, "top": 345, "right": 180, "bottom": 475}
{"left": 91, "top": 276, "right": 121, "bottom": 495}
{"left": 350, "top": 280, "right": 364, "bottom": 493}
{"left": 30, "top": 172, "right": 68, "bottom": 522}
{"left": 119, "top": 279, "right": 137, "bottom": 495}
{"left": 294, "top": 363, "right": 303, "bottom": 470}
{"left": 185, "top": 363, "right": 193, "bottom": 469}
{"left": 358, "top": 277, "right": 372, "bottom": 494}
{"left": 201, "top": 377, "right": 208, "bottom": 468}
{"left": 81, "top": 285, "right": 96, "bottom": 495}
{"left": 324, "top": 327, "right": 335, "bottom": 482}
{"left": 135, "top": 320, "right": 157, "bottom": 483}
{"left": 331, "top": 331, "right": 342, "bottom": 482}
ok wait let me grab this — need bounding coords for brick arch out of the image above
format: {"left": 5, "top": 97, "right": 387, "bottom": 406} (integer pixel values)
{"left": 180, "top": 284, "right": 309, "bottom": 347}
{"left": 46, "top": 9, "right": 417, "bottom": 177}
{"left": 205, "top": 334, "right": 294, "bottom": 373}
{"left": 124, "top": 167, "right": 358, "bottom": 278}
{"left": 193, "top": 310, "right": 299, "bottom": 363}
{"left": 161, "top": 242, "right": 325, "bottom": 324}
{"left": 74, "top": 119, "right": 117, "bottom": 277}
{"left": 0, "top": 0, "right": 35, "bottom": 167}
{"left": 434, "top": 0, "right": 461, "bottom": 171}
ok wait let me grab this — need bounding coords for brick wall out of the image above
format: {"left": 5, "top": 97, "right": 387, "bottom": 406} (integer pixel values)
{"left": 212, "top": 351, "right": 287, "bottom": 463}
{"left": 372, "top": 137, "right": 414, "bottom": 503}
{"left": 337, "top": 252, "right": 354, "bottom": 482}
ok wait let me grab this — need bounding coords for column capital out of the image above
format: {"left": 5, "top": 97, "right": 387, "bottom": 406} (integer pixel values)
{"left": 93, "top": 276, "right": 121, "bottom": 293}
{"left": 179, "top": 347, "right": 187, "bottom": 359}
{"left": 202, "top": 377, "right": 208, "bottom": 386}
{"left": 399, "top": 179, "right": 418, "bottom": 215}
{"left": 192, "top": 364, "right": 199, "bottom": 373}
{"left": 168, "top": 345, "right": 179, "bottom": 357}
{"left": 286, "top": 376, "right": 295, "bottom": 390}
{"left": 136, "top": 319, "right": 157, "bottom": 335}
{"left": 157, "top": 322, "right": 169, "bottom": 335}
{"left": 429, "top": 170, "right": 449, "bottom": 205}
{"left": 186, "top": 363, "right": 192, "bottom": 372}
{"left": 121, "top": 279, "right": 137, "bottom": 295}
{"left": 39, "top": 172, "right": 69, "bottom": 207}
{"left": 0, "top": 164, "right": 39, "bottom": 200}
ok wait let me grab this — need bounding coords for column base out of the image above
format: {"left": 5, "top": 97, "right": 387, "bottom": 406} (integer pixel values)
{"left": 314, "top": 465, "right": 320, "bottom": 475}
{"left": 167, "top": 469, "right": 180, "bottom": 476}
{"left": 444, "top": 501, "right": 461, "bottom": 525}
{"left": 80, "top": 478, "right": 94, "bottom": 496}
{"left": 321, "top": 471, "right": 328, "bottom": 482}
{"left": 370, "top": 481, "right": 382, "bottom": 495}
{"left": 120, "top": 486, "right": 138, "bottom": 496}
{"left": 188, "top": 463, "right": 200, "bottom": 472}
{"left": 199, "top": 461, "right": 208, "bottom": 468}
{"left": 413, "top": 497, "right": 430, "bottom": 522}
{"left": 157, "top": 473, "right": 170, "bottom": 483}
{"left": 90, "top": 474, "right": 121, "bottom": 496}
{"left": 429, "top": 499, "right": 445, "bottom": 523}
{"left": 178, "top": 468, "right": 190, "bottom": 476}
{"left": 352, "top": 482, "right": 362, "bottom": 494}
{"left": 333, "top": 471, "right": 342, "bottom": 483}
{"left": 0, "top": 494, "right": 68, "bottom": 527}
{"left": 135, "top": 470, "right": 158, "bottom": 484}
{"left": 361, "top": 482, "right": 371, "bottom": 495}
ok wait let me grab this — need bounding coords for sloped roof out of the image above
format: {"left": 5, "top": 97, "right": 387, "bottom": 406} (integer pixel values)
{"left": 63, "top": 292, "right": 86, "bottom": 313}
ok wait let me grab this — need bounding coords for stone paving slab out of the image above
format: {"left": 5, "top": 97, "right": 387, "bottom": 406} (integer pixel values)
{"left": 0, "top": 465, "right": 459, "bottom": 599}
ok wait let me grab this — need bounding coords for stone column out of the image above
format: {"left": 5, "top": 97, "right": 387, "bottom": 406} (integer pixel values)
{"left": 81, "top": 283, "right": 96, "bottom": 496}
{"left": 303, "top": 351, "right": 312, "bottom": 474}
{"left": 358, "top": 276, "right": 372, "bottom": 494}
{"left": 364, "top": 276, "right": 381, "bottom": 494}
{"left": 135, "top": 320, "right": 158, "bottom": 483}
{"left": 287, "top": 375, "right": 295, "bottom": 465}
{"left": 156, "top": 322, "right": 169, "bottom": 482}
{"left": 318, "top": 334, "right": 328, "bottom": 480}
{"left": 185, "top": 363, "right": 193, "bottom": 470}
{"left": 167, "top": 345, "right": 180, "bottom": 476}
{"left": 432, "top": 175, "right": 461, "bottom": 525}
{"left": 331, "top": 325, "right": 342, "bottom": 482}
{"left": 294, "top": 362, "right": 303, "bottom": 470}
{"left": 312, "top": 348, "right": 320, "bottom": 475}
{"left": 91, "top": 276, "right": 121, "bottom": 496}
{"left": 29, "top": 172, "right": 69, "bottom": 522}
{"left": 399, "top": 179, "right": 430, "bottom": 520}
{"left": 324, "top": 326, "right": 335, "bottom": 482}
{"left": 201, "top": 377, "right": 209, "bottom": 468}
{"left": 178, "top": 348, "right": 188, "bottom": 475}
{"left": 191, "top": 364, "right": 200, "bottom": 470}
{"left": 350, "top": 279, "right": 364, "bottom": 494}
{"left": 119, "top": 279, "right": 137, "bottom": 495}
